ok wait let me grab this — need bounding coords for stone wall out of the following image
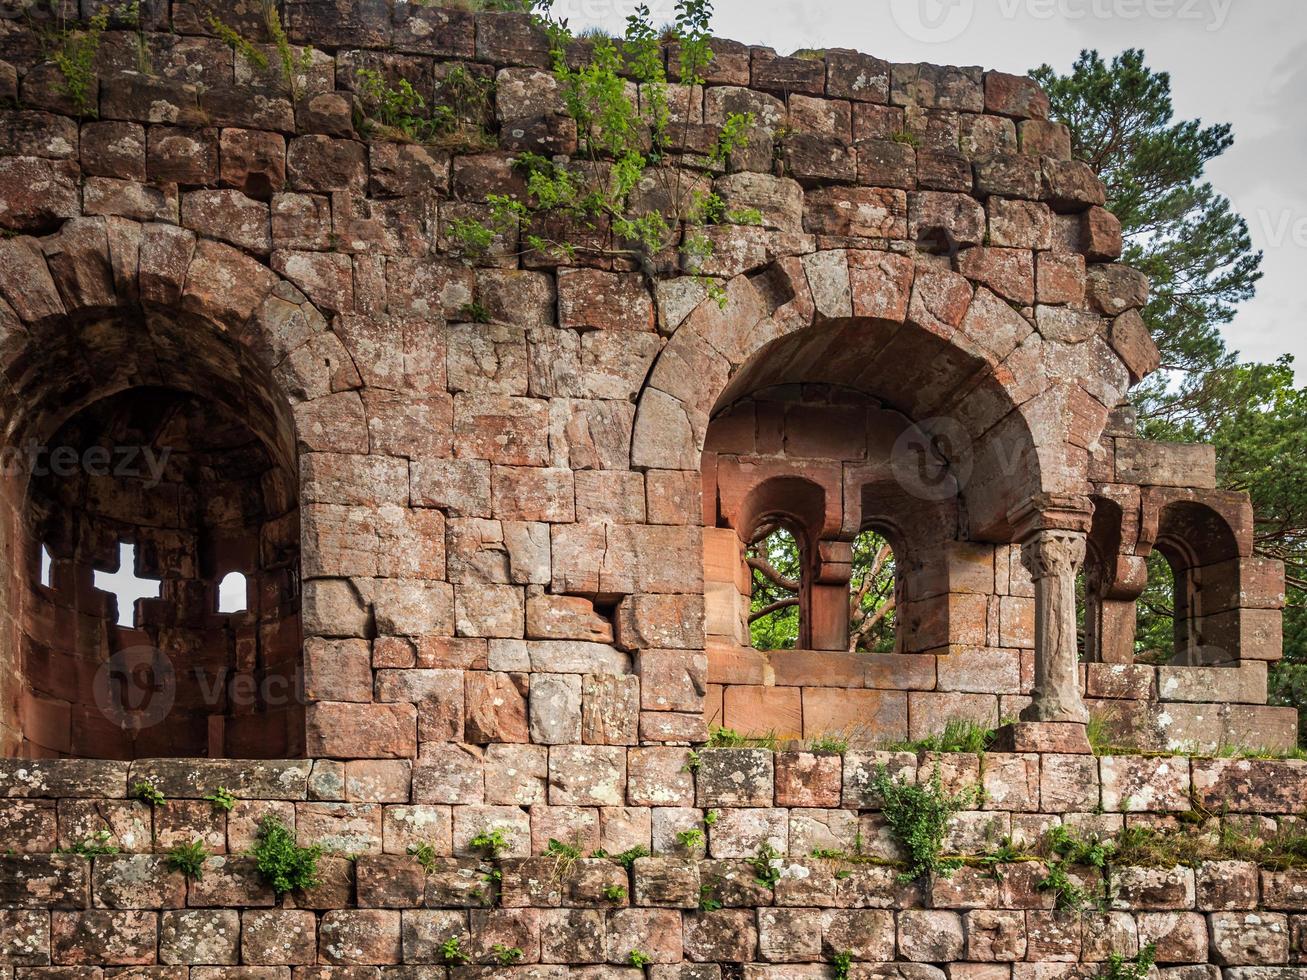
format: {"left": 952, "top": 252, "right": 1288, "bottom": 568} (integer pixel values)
{"left": 0, "top": 0, "right": 1303, "bottom": 972}
{"left": 2, "top": 753, "right": 1307, "bottom": 976}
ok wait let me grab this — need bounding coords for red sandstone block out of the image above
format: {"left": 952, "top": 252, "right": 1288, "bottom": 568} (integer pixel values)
{"left": 804, "top": 687, "right": 908, "bottom": 745}
{"left": 306, "top": 702, "right": 417, "bottom": 760}
{"left": 720, "top": 685, "right": 801, "bottom": 741}
{"left": 51, "top": 911, "right": 156, "bottom": 965}
{"left": 318, "top": 910, "right": 402, "bottom": 965}
{"left": 775, "top": 751, "right": 842, "bottom": 808}
{"left": 240, "top": 909, "right": 318, "bottom": 965}
{"left": 557, "top": 269, "right": 655, "bottom": 332}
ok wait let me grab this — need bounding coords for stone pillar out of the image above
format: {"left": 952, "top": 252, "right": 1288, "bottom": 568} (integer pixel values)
{"left": 1019, "top": 529, "right": 1089, "bottom": 724}
{"left": 803, "top": 539, "right": 852, "bottom": 651}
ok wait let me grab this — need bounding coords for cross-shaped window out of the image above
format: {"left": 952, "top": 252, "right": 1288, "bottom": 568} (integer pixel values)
{"left": 93, "top": 543, "right": 161, "bottom": 629}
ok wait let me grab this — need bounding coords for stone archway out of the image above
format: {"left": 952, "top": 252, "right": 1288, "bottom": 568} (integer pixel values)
{"left": 0, "top": 219, "right": 342, "bottom": 759}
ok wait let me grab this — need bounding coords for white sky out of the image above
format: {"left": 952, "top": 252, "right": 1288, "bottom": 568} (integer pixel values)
{"left": 557, "top": 0, "right": 1307, "bottom": 379}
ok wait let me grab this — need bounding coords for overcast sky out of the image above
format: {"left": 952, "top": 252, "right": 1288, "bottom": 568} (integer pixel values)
{"left": 557, "top": 0, "right": 1307, "bottom": 379}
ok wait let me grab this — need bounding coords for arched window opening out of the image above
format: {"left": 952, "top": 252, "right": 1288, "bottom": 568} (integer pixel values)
{"left": 218, "top": 571, "right": 249, "bottom": 615}
{"left": 1, "top": 306, "right": 305, "bottom": 761}
{"left": 748, "top": 523, "right": 801, "bottom": 650}
{"left": 850, "top": 529, "right": 897, "bottom": 653}
{"left": 1137, "top": 551, "right": 1178, "bottom": 664}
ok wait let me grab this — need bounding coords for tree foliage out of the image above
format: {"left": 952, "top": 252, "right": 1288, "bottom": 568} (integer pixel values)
{"left": 747, "top": 527, "right": 897, "bottom": 653}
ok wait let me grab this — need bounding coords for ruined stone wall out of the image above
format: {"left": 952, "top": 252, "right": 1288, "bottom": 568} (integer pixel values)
{"left": 3, "top": 752, "right": 1307, "bottom": 976}
{"left": 0, "top": 0, "right": 1303, "bottom": 973}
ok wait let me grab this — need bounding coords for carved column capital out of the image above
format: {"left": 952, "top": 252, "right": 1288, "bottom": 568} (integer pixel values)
{"left": 1020, "top": 530, "right": 1087, "bottom": 582}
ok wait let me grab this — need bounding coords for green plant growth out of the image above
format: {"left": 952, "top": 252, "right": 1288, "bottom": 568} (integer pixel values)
{"left": 751, "top": 842, "right": 784, "bottom": 889}
{"left": 132, "top": 780, "right": 167, "bottom": 807}
{"left": 603, "top": 883, "right": 628, "bottom": 902}
{"left": 208, "top": 14, "right": 268, "bottom": 69}
{"left": 450, "top": 0, "right": 756, "bottom": 301}
{"left": 832, "top": 950, "right": 855, "bottom": 980}
{"left": 890, "top": 130, "right": 921, "bottom": 148}
{"left": 704, "top": 809, "right": 720, "bottom": 826}
{"left": 629, "top": 950, "right": 652, "bottom": 967}
{"left": 62, "top": 830, "right": 119, "bottom": 857}
{"left": 407, "top": 841, "right": 439, "bottom": 874}
{"left": 1101, "top": 944, "right": 1157, "bottom": 980}
{"left": 612, "top": 845, "right": 650, "bottom": 870}
{"left": 1037, "top": 824, "right": 1115, "bottom": 911}
{"left": 808, "top": 734, "right": 850, "bottom": 755}
{"left": 265, "top": 0, "right": 313, "bottom": 104}
{"left": 697, "top": 887, "right": 723, "bottom": 910}
{"left": 675, "top": 828, "right": 705, "bottom": 850}
{"left": 48, "top": 5, "right": 110, "bottom": 118}
{"left": 166, "top": 839, "right": 209, "bottom": 880}
{"left": 870, "top": 763, "right": 980, "bottom": 882}
{"left": 203, "top": 787, "right": 238, "bottom": 813}
{"left": 705, "top": 726, "right": 779, "bottom": 750}
{"left": 459, "top": 301, "right": 492, "bottom": 323}
{"left": 884, "top": 718, "right": 996, "bottom": 754}
{"left": 492, "top": 944, "right": 524, "bottom": 966}
{"left": 469, "top": 827, "right": 510, "bottom": 858}
{"left": 252, "top": 816, "right": 321, "bottom": 895}
{"left": 439, "top": 935, "right": 468, "bottom": 965}
{"left": 355, "top": 63, "right": 493, "bottom": 150}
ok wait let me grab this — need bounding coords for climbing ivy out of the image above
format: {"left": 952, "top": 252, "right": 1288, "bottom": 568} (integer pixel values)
{"left": 451, "top": 0, "right": 758, "bottom": 304}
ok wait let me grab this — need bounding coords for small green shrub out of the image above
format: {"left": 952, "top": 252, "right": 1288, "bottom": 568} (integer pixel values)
{"left": 252, "top": 816, "right": 321, "bottom": 895}
{"left": 704, "top": 809, "right": 720, "bottom": 827}
{"left": 629, "top": 950, "right": 652, "bottom": 967}
{"left": 50, "top": 6, "right": 109, "bottom": 118}
{"left": 602, "top": 883, "right": 628, "bottom": 902}
{"left": 492, "top": 944, "right": 524, "bottom": 966}
{"left": 407, "top": 841, "right": 439, "bottom": 874}
{"left": 62, "top": 830, "right": 118, "bottom": 857}
{"left": 1101, "top": 944, "right": 1157, "bottom": 980}
{"left": 698, "top": 881, "right": 722, "bottom": 911}
{"left": 890, "top": 129, "right": 921, "bottom": 148}
{"left": 612, "top": 845, "right": 650, "bottom": 870}
{"left": 166, "top": 839, "right": 209, "bottom": 880}
{"left": 833, "top": 950, "right": 854, "bottom": 980}
{"left": 885, "top": 718, "right": 995, "bottom": 754}
{"left": 439, "top": 935, "right": 468, "bottom": 965}
{"left": 208, "top": 15, "right": 267, "bottom": 69}
{"left": 132, "top": 780, "right": 167, "bottom": 807}
{"left": 204, "top": 787, "right": 237, "bottom": 812}
{"left": 675, "top": 828, "right": 705, "bottom": 850}
{"left": 469, "top": 827, "right": 510, "bottom": 858}
{"left": 870, "top": 763, "right": 980, "bottom": 882}
{"left": 266, "top": 1, "right": 313, "bottom": 104}
{"left": 459, "top": 301, "right": 492, "bottom": 323}
{"left": 751, "top": 842, "right": 784, "bottom": 889}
